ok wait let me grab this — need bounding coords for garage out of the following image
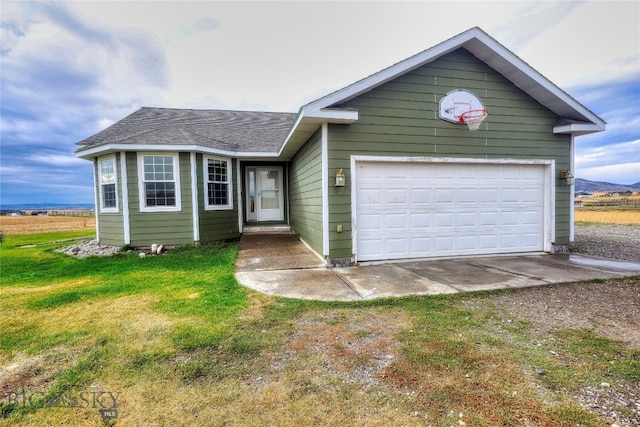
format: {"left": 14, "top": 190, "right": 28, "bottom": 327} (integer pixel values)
{"left": 353, "top": 159, "right": 552, "bottom": 261}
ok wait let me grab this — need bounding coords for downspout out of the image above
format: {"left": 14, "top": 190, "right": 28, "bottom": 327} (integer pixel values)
{"left": 321, "top": 122, "right": 329, "bottom": 257}
{"left": 285, "top": 162, "right": 290, "bottom": 226}
{"left": 569, "top": 135, "right": 575, "bottom": 242}
{"left": 119, "top": 152, "right": 130, "bottom": 245}
{"left": 93, "top": 158, "right": 100, "bottom": 243}
{"left": 190, "top": 152, "right": 200, "bottom": 243}
{"left": 237, "top": 159, "right": 243, "bottom": 233}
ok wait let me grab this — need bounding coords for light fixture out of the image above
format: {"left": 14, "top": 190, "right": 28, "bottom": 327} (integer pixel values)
{"left": 559, "top": 170, "right": 575, "bottom": 186}
{"left": 335, "top": 168, "right": 345, "bottom": 193}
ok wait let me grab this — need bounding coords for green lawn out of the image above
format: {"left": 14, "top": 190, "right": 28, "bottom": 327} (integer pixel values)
{"left": 1, "top": 231, "right": 637, "bottom": 426}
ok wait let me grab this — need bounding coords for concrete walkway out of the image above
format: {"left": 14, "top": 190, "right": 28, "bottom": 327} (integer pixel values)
{"left": 235, "top": 233, "right": 640, "bottom": 301}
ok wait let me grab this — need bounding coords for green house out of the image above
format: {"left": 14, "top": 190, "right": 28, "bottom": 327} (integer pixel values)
{"left": 76, "top": 27, "right": 605, "bottom": 265}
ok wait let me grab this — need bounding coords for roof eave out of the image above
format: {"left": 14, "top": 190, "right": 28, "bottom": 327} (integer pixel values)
{"left": 75, "top": 143, "right": 280, "bottom": 160}
{"left": 278, "top": 108, "right": 358, "bottom": 160}
{"left": 553, "top": 122, "right": 606, "bottom": 136}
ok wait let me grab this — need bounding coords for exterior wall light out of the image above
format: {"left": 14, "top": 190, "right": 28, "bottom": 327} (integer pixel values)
{"left": 559, "top": 170, "right": 575, "bottom": 186}
{"left": 335, "top": 168, "right": 346, "bottom": 193}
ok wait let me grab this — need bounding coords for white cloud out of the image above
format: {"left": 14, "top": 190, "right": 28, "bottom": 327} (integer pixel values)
{"left": 493, "top": 1, "right": 584, "bottom": 52}
{"left": 576, "top": 139, "right": 640, "bottom": 184}
{"left": 514, "top": 1, "right": 639, "bottom": 87}
{"left": 577, "top": 162, "right": 640, "bottom": 185}
{"left": 28, "top": 154, "right": 88, "bottom": 167}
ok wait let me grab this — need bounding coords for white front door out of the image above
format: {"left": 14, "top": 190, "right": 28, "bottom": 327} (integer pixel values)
{"left": 246, "top": 166, "right": 284, "bottom": 222}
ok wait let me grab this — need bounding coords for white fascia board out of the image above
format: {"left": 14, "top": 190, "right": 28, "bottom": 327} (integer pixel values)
{"left": 77, "top": 143, "right": 279, "bottom": 159}
{"left": 303, "top": 108, "right": 359, "bottom": 122}
{"left": 553, "top": 123, "right": 605, "bottom": 135}
{"left": 279, "top": 111, "right": 306, "bottom": 155}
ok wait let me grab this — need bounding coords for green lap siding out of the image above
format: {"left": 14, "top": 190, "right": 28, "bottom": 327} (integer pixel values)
{"left": 127, "top": 152, "right": 194, "bottom": 246}
{"left": 97, "top": 214, "right": 124, "bottom": 246}
{"left": 289, "top": 129, "right": 324, "bottom": 256}
{"left": 197, "top": 154, "right": 241, "bottom": 243}
{"left": 95, "top": 153, "right": 124, "bottom": 246}
{"left": 327, "top": 48, "right": 571, "bottom": 259}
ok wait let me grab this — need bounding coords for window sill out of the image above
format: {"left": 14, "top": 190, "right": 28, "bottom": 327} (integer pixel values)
{"left": 139, "top": 206, "right": 182, "bottom": 213}
{"left": 204, "top": 205, "right": 234, "bottom": 211}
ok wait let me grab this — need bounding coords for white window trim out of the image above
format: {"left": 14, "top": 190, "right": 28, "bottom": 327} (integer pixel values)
{"left": 98, "top": 155, "right": 119, "bottom": 214}
{"left": 203, "top": 155, "right": 233, "bottom": 211}
{"left": 137, "top": 153, "right": 182, "bottom": 213}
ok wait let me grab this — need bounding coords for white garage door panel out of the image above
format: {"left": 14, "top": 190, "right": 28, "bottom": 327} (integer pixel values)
{"left": 355, "top": 161, "right": 546, "bottom": 261}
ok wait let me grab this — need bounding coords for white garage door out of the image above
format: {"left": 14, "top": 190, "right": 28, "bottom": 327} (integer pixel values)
{"left": 355, "top": 161, "right": 546, "bottom": 261}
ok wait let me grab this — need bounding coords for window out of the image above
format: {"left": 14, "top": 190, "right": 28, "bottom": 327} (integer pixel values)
{"left": 98, "top": 156, "right": 118, "bottom": 213}
{"left": 204, "top": 157, "right": 232, "bottom": 210}
{"left": 138, "top": 154, "right": 181, "bottom": 212}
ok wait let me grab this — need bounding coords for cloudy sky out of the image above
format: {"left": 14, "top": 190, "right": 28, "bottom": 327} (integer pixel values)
{"left": 1, "top": 1, "right": 639, "bottom": 205}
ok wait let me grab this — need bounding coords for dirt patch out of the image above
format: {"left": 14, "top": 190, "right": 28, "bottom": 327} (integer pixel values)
{"left": 270, "top": 308, "right": 410, "bottom": 387}
{"left": 0, "top": 354, "right": 46, "bottom": 396}
{"left": 0, "top": 347, "right": 85, "bottom": 399}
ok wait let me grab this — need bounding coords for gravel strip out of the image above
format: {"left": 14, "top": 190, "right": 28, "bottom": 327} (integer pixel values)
{"left": 55, "top": 239, "right": 121, "bottom": 258}
{"left": 571, "top": 224, "right": 640, "bottom": 262}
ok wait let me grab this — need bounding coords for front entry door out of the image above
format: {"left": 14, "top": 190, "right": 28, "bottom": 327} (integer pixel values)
{"left": 246, "top": 167, "right": 284, "bottom": 222}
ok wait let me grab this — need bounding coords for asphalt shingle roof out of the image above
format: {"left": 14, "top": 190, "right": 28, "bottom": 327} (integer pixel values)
{"left": 76, "top": 107, "right": 298, "bottom": 153}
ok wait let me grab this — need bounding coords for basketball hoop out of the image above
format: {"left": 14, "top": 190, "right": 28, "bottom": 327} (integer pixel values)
{"left": 459, "top": 109, "right": 488, "bottom": 131}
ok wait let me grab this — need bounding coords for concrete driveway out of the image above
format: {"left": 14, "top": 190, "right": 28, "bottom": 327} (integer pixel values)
{"left": 235, "top": 233, "right": 640, "bottom": 301}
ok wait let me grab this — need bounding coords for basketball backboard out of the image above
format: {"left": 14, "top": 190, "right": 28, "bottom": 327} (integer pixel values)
{"left": 438, "top": 89, "right": 485, "bottom": 124}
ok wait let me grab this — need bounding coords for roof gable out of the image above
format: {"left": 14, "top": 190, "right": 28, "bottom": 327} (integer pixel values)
{"left": 280, "top": 27, "right": 605, "bottom": 158}
{"left": 305, "top": 27, "right": 604, "bottom": 126}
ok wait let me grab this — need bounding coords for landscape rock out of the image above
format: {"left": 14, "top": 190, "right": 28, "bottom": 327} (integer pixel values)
{"left": 570, "top": 224, "right": 640, "bottom": 262}
{"left": 55, "top": 240, "right": 121, "bottom": 259}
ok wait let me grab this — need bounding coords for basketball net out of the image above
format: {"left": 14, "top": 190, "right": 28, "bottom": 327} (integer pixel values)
{"left": 460, "top": 109, "right": 488, "bottom": 131}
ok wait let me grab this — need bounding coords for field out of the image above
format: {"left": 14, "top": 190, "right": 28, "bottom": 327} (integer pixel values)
{"left": 574, "top": 194, "right": 640, "bottom": 225}
{"left": 576, "top": 194, "right": 640, "bottom": 209}
{"left": 3, "top": 207, "right": 638, "bottom": 235}
{"left": 1, "top": 216, "right": 639, "bottom": 426}
{"left": 575, "top": 209, "right": 640, "bottom": 225}
{"left": 0, "top": 216, "right": 95, "bottom": 235}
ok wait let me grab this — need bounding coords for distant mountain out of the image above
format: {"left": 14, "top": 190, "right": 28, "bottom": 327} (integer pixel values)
{"left": 0, "top": 203, "right": 94, "bottom": 211}
{"left": 576, "top": 178, "right": 640, "bottom": 193}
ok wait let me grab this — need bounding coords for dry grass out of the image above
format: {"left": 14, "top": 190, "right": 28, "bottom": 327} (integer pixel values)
{"left": 0, "top": 216, "right": 95, "bottom": 235}
{"left": 574, "top": 209, "right": 640, "bottom": 225}
{"left": 3, "top": 224, "right": 637, "bottom": 425}
{"left": 106, "top": 308, "right": 424, "bottom": 427}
